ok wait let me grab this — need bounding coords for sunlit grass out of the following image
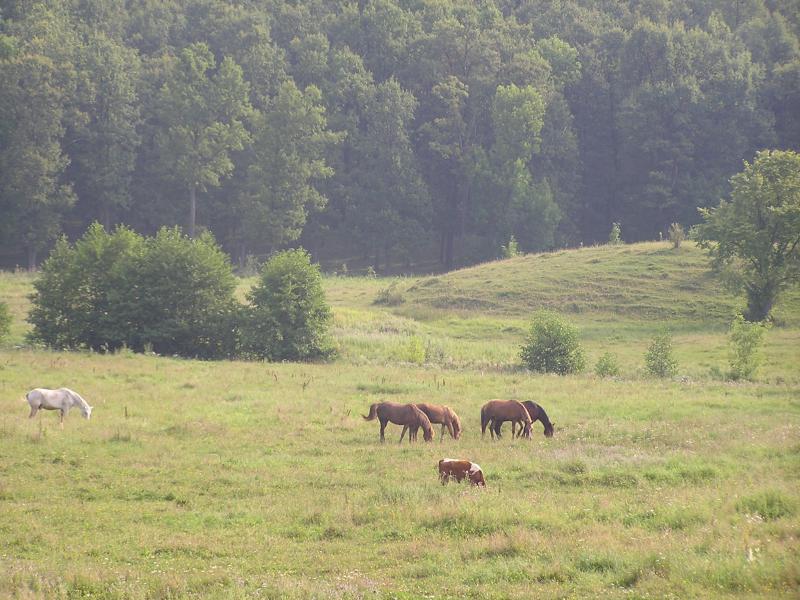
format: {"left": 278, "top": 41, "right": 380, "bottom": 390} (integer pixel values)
{"left": 1, "top": 242, "right": 799, "bottom": 597}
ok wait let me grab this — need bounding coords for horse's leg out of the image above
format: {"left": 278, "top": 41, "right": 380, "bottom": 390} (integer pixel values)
{"left": 493, "top": 419, "right": 502, "bottom": 439}
{"left": 379, "top": 418, "right": 387, "bottom": 443}
{"left": 28, "top": 404, "right": 38, "bottom": 418}
{"left": 445, "top": 421, "right": 455, "bottom": 440}
{"left": 399, "top": 425, "right": 408, "bottom": 443}
{"left": 60, "top": 409, "right": 65, "bottom": 429}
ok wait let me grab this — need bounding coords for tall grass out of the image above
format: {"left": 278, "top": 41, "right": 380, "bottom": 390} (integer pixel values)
{"left": 1, "top": 242, "right": 799, "bottom": 598}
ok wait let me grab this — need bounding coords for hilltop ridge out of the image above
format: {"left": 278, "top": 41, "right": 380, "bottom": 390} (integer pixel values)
{"left": 397, "top": 242, "right": 800, "bottom": 325}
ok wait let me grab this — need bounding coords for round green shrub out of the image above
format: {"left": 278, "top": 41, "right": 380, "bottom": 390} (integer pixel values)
{"left": 520, "top": 311, "right": 585, "bottom": 375}
{"left": 595, "top": 352, "right": 620, "bottom": 377}
{"left": 644, "top": 329, "right": 678, "bottom": 378}
{"left": 244, "top": 248, "right": 334, "bottom": 361}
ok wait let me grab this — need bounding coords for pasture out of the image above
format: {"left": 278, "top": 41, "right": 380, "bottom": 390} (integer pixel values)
{"left": 1, "top": 242, "right": 799, "bottom": 598}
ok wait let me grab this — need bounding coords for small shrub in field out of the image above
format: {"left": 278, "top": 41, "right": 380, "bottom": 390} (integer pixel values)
{"left": 645, "top": 329, "right": 678, "bottom": 378}
{"left": 244, "top": 248, "right": 334, "bottom": 361}
{"left": 501, "top": 235, "right": 521, "bottom": 258}
{"left": 374, "top": 281, "right": 405, "bottom": 306}
{"left": 424, "top": 339, "right": 448, "bottom": 365}
{"left": 595, "top": 352, "right": 620, "bottom": 377}
{"left": 608, "top": 222, "right": 622, "bottom": 245}
{"left": 728, "top": 313, "right": 768, "bottom": 381}
{"left": 0, "top": 301, "right": 10, "bottom": 342}
{"left": 668, "top": 223, "right": 685, "bottom": 248}
{"left": 394, "top": 335, "right": 425, "bottom": 364}
{"left": 521, "top": 311, "right": 586, "bottom": 374}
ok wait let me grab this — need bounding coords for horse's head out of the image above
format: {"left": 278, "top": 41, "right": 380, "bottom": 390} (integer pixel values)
{"left": 422, "top": 421, "right": 434, "bottom": 442}
{"left": 81, "top": 405, "right": 93, "bottom": 420}
{"left": 451, "top": 413, "right": 462, "bottom": 439}
{"left": 544, "top": 422, "right": 554, "bottom": 438}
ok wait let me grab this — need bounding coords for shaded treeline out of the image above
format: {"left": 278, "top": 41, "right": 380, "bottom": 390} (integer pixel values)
{"left": 1, "top": 0, "right": 798, "bottom": 271}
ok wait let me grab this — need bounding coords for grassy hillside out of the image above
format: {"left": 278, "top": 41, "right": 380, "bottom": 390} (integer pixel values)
{"left": 396, "top": 242, "right": 800, "bottom": 325}
{"left": 1, "top": 242, "right": 799, "bottom": 598}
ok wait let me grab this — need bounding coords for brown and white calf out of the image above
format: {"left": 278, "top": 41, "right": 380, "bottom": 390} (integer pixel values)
{"left": 438, "top": 458, "right": 486, "bottom": 487}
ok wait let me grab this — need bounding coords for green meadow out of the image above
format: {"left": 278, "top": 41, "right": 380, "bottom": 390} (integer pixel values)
{"left": 1, "top": 242, "right": 799, "bottom": 599}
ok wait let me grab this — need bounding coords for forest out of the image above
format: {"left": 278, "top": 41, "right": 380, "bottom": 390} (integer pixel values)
{"left": 1, "top": 0, "right": 798, "bottom": 271}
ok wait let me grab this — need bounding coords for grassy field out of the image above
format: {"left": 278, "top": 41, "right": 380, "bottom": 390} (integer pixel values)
{"left": 1, "top": 242, "right": 799, "bottom": 598}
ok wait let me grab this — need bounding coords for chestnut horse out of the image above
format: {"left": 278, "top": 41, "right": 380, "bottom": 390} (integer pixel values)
{"left": 363, "top": 402, "right": 434, "bottom": 443}
{"left": 480, "top": 400, "right": 532, "bottom": 439}
{"left": 415, "top": 403, "right": 462, "bottom": 441}
{"left": 494, "top": 400, "right": 554, "bottom": 438}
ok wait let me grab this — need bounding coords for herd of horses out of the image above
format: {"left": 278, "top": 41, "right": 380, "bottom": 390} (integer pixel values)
{"left": 362, "top": 399, "right": 553, "bottom": 443}
{"left": 363, "top": 399, "right": 554, "bottom": 487}
{"left": 25, "top": 387, "right": 551, "bottom": 488}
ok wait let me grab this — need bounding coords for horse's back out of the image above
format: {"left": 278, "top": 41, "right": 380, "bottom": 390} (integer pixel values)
{"left": 26, "top": 387, "right": 64, "bottom": 408}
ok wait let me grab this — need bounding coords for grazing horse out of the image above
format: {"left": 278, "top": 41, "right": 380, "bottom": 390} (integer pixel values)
{"left": 480, "top": 399, "right": 531, "bottom": 439}
{"left": 494, "top": 400, "right": 555, "bottom": 438}
{"left": 415, "top": 403, "right": 462, "bottom": 441}
{"left": 363, "top": 402, "right": 434, "bottom": 443}
{"left": 26, "top": 388, "right": 93, "bottom": 428}
{"left": 438, "top": 459, "right": 486, "bottom": 486}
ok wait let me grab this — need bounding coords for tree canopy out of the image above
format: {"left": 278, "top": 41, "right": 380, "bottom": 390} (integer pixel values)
{"left": 695, "top": 149, "right": 800, "bottom": 321}
{"left": 1, "top": 0, "right": 798, "bottom": 271}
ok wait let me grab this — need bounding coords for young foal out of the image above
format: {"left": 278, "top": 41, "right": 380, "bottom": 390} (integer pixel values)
{"left": 363, "top": 402, "right": 434, "bottom": 443}
{"left": 415, "top": 403, "right": 462, "bottom": 441}
{"left": 26, "top": 388, "right": 93, "bottom": 428}
{"left": 438, "top": 459, "right": 486, "bottom": 486}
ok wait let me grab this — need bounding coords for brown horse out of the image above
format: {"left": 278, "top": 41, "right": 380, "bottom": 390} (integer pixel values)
{"left": 494, "top": 400, "right": 555, "bottom": 438}
{"left": 363, "top": 402, "right": 434, "bottom": 443}
{"left": 415, "top": 403, "right": 462, "bottom": 441}
{"left": 480, "top": 400, "right": 532, "bottom": 439}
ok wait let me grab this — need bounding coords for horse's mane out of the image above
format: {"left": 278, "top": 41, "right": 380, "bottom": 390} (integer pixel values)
{"left": 64, "top": 388, "right": 90, "bottom": 409}
{"left": 536, "top": 403, "right": 552, "bottom": 427}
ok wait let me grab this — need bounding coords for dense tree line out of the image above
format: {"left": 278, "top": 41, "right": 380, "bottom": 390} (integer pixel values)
{"left": 1, "top": 0, "right": 798, "bottom": 271}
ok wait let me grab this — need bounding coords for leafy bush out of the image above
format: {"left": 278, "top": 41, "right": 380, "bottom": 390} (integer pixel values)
{"left": 28, "top": 224, "right": 239, "bottom": 358}
{"left": 668, "top": 223, "right": 685, "bottom": 249}
{"left": 122, "top": 228, "right": 239, "bottom": 358}
{"left": 501, "top": 235, "right": 521, "bottom": 258}
{"left": 608, "top": 222, "right": 622, "bottom": 245}
{"left": 393, "top": 335, "right": 425, "bottom": 364}
{"left": 28, "top": 224, "right": 144, "bottom": 350}
{"left": 595, "top": 352, "right": 620, "bottom": 377}
{"left": 244, "top": 248, "right": 334, "bottom": 361}
{"left": 520, "top": 311, "right": 585, "bottom": 374}
{"left": 728, "top": 313, "right": 768, "bottom": 381}
{"left": 374, "top": 281, "right": 405, "bottom": 306}
{"left": 644, "top": 329, "right": 678, "bottom": 378}
{"left": 0, "top": 301, "right": 11, "bottom": 342}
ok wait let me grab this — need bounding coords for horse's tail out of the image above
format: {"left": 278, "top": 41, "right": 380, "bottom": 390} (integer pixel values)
{"left": 480, "top": 404, "right": 489, "bottom": 436}
{"left": 362, "top": 403, "right": 379, "bottom": 421}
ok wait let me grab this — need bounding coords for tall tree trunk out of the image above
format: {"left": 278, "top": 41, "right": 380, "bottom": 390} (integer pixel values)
{"left": 189, "top": 185, "right": 197, "bottom": 238}
{"left": 27, "top": 247, "right": 37, "bottom": 272}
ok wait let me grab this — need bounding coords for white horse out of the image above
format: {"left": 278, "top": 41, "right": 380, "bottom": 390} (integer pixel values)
{"left": 26, "top": 388, "right": 93, "bottom": 428}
